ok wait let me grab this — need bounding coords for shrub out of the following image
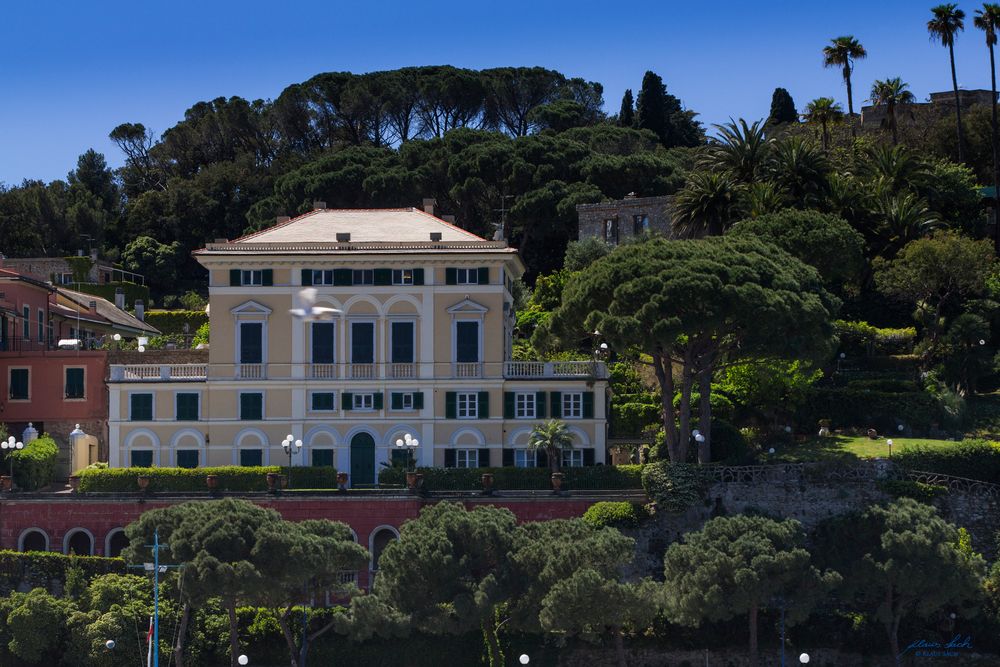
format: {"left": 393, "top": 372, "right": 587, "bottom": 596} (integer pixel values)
{"left": 582, "top": 501, "right": 648, "bottom": 528}
{"left": 192, "top": 321, "right": 210, "bottom": 347}
{"left": 611, "top": 393, "right": 660, "bottom": 437}
{"left": 10, "top": 436, "right": 58, "bottom": 491}
{"left": 0, "top": 551, "right": 124, "bottom": 596}
{"left": 846, "top": 378, "right": 920, "bottom": 392}
{"left": 142, "top": 310, "right": 208, "bottom": 335}
{"left": 641, "top": 462, "right": 704, "bottom": 512}
{"left": 707, "top": 419, "right": 752, "bottom": 464}
{"left": 892, "top": 439, "right": 1000, "bottom": 483}
{"left": 796, "top": 388, "right": 951, "bottom": 432}
{"left": 879, "top": 480, "right": 948, "bottom": 502}
{"left": 835, "top": 320, "right": 918, "bottom": 355}
{"left": 76, "top": 466, "right": 338, "bottom": 492}
{"left": 377, "top": 465, "right": 643, "bottom": 491}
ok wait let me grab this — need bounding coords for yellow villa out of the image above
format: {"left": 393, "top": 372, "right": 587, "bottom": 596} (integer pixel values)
{"left": 107, "top": 206, "right": 609, "bottom": 484}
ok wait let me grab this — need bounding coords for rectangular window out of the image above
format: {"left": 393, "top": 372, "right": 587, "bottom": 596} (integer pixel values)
{"left": 352, "top": 393, "right": 374, "bottom": 410}
{"left": 240, "top": 393, "right": 263, "bottom": 420}
{"left": 456, "top": 449, "right": 479, "bottom": 468}
{"left": 239, "top": 322, "right": 263, "bottom": 364}
{"left": 456, "top": 392, "right": 478, "bottom": 418}
{"left": 176, "top": 450, "right": 199, "bottom": 469}
{"left": 65, "top": 367, "right": 85, "bottom": 399}
{"left": 455, "top": 268, "right": 477, "bottom": 285}
{"left": 562, "top": 450, "right": 584, "bottom": 468}
{"left": 60, "top": 273, "right": 73, "bottom": 285}
{"left": 633, "top": 214, "right": 650, "bottom": 235}
{"left": 455, "top": 321, "right": 479, "bottom": 363}
{"left": 311, "top": 322, "right": 335, "bottom": 364}
{"left": 514, "top": 450, "right": 537, "bottom": 468}
{"left": 130, "top": 393, "right": 153, "bottom": 421}
{"left": 392, "top": 269, "right": 414, "bottom": 285}
{"left": 240, "top": 449, "right": 263, "bottom": 467}
{"left": 390, "top": 321, "right": 414, "bottom": 363}
{"left": 9, "top": 369, "right": 29, "bottom": 400}
{"left": 241, "top": 270, "right": 263, "bottom": 286}
{"left": 22, "top": 306, "right": 29, "bottom": 339}
{"left": 562, "top": 392, "right": 583, "bottom": 419}
{"left": 515, "top": 392, "right": 536, "bottom": 418}
{"left": 391, "top": 392, "right": 415, "bottom": 410}
{"left": 313, "top": 449, "right": 334, "bottom": 467}
{"left": 130, "top": 450, "right": 153, "bottom": 467}
{"left": 351, "top": 322, "right": 375, "bottom": 364}
{"left": 352, "top": 269, "right": 373, "bottom": 285}
{"left": 176, "top": 393, "right": 199, "bottom": 421}
{"left": 37, "top": 310, "right": 44, "bottom": 343}
{"left": 311, "top": 270, "right": 335, "bottom": 285}
{"left": 311, "top": 392, "right": 336, "bottom": 411}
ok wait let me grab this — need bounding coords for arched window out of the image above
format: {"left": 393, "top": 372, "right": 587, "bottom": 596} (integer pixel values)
{"left": 19, "top": 529, "right": 48, "bottom": 552}
{"left": 106, "top": 529, "right": 129, "bottom": 557}
{"left": 369, "top": 526, "right": 399, "bottom": 583}
{"left": 64, "top": 529, "right": 94, "bottom": 556}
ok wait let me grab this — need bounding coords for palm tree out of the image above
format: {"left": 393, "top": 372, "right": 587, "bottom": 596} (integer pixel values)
{"left": 875, "top": 191, "right": 942, "bottom": 253}
{"left": 869, "top": 78, "right": 916, "bottom": 144}
{"left": 767, "top": 136, "right": 831, "bottom": 208}
{"left": 974, "top": 3, "right": 1000, "bottom": 252}
{"left": 802, "top": 97, "right": 845, "bottom": 149}
{"left": 746, "top": 181, "right": 787, "bottom": 217}
{"left": 822, "top": 36, "right": 867, "bottom": 135}
{"left": 928, "top": 4, "right": 968, "bottom": 162}
{"left": 528, "top": 419, "right": 574, "bottom": 474}
{"left": 859, "top": 144, "right": 928, "bottom": 193}
{"left": 698, "top": 118, "right": 772, "bottom": 184}
{"left": 672, "top": 171, "right": 744, "bottom": 238}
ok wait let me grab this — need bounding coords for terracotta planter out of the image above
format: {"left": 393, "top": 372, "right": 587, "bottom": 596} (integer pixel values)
{"left": 137, "top": 475, "right": 150, "bottom": 491}
{"left": 266, "top": 472, "right": 279, "bottom": 493}
{"left": 481, "top": 472, "right": 495, "bottom": 495}
{"left": 279, "top": 474, "right": 288, "bottom": 490}
{"left": 205, "top": 475, "right": 219, "bottom": 492}
{"left": 550, "top": 472, "right": 564, "bottom": 493}
{"left": 69, "top": 476, "right": 81, "bottom": 492}
{"left": 337, "top": 472, "right": 349, "bottom": 491}
{"left": 0, "top": 476, "right": 11, "bottom": 492}
{"left": 405, "top": 471, "right": 418, "bottom": 490}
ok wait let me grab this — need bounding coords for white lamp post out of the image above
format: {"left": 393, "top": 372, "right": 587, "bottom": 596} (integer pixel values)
{"left": 282, "top": 435, "right": 302, "bottom": 488}
{"left": 2, "top": 436, "right": 25, "bottom": 488}
{"left": 394, "top": 433, "right": 420, "bottom": 471}
{"left": 887, "top": 439, "right": 894, "bottom": 458}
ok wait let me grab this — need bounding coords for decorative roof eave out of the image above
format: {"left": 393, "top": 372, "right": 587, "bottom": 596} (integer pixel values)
{"left": 196, "top": 240, "right": 512, "bottom": 253}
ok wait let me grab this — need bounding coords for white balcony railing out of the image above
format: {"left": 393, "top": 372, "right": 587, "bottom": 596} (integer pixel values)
{"left": 453, "top": 362, "right": 483, "bottom": 378}
{"left": 350, "top": 363, "right": 376, "bottom": 379}
{"left": 310, "top": 363, "right": 338, "bottom": 379}
{"left": 503, "top": 361, "right": 606, "bottom": 379}
{"left": 237, "top": 363, "right": 265, "bottom": 379}
{"left": 389, "top": 363, "right": 416, "bottom": 378}
{"left": 110, "top": 364, "right": 207, "bottom": 382}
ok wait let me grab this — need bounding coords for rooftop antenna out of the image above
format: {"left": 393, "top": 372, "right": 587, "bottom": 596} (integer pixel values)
{"left": 492, "top": 194, "right": 515, "bottom": 241}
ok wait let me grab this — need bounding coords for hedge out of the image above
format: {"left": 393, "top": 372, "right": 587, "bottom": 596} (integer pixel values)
{"left": 10, "top": 436, "right": 58, "bottom": 491}
{"left": 582, "top": 501, "right": 648, "bottom": 528}
{"left": 143, "top": 310, "right": 208, "bottom": 335}
{"left": 72, "top": 281, "right": 150, "bottom": 309}
{"left": 641, "top": 462, "right": 704, "bottom": 513}
{"left": 796, "top": 387, "right": 950, "bottom": 432}
{"left": 835, "top": 320, "right": 917, "bottom": 355}
{"left": 378, "top": 465, "right": 644, "bottom": 491}
{"left": 76, "top": 465, "right": 338, "bottom": 492}
{"left": 892, "top": 439, "right": 1000, "bottom": 484}
{"left": 878, "top": 480, "right": 948, "bottom": 503}
{"left": 0, "top": 550, "right": 124, "bottom": 596}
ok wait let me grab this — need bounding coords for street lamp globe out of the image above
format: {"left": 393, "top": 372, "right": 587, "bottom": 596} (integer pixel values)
{"left": 105, "top": 640, "right": 115, "bottom": 650}
{"left": 519, "top": 655, "right": 530, "bottom": 665}
{"left": 238, "top": 655, "right": 249, "bottom": 666}
{"left": 799, "top": 653, "right": 810, "bottom": 664}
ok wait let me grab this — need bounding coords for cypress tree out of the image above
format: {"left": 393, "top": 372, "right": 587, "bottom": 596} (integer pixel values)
{"left": 636, "top": 71, "right": 668, "bottom": 143}
{"left": 618, "top": 88, "right": 635, "bottom": 127}
{"left": 768, "top": 87, "right": 798, "bottom": 124}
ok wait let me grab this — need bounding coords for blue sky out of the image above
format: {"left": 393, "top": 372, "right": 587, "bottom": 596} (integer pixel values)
{"left": 1, "top": 0, "right": 995, "bottom": 184}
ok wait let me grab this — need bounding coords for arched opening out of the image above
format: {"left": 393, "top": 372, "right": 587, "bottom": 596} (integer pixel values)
{"left": 350, "top": 432, "right": 376, "bottom": 486}
{"left": 20, "top": 529, "right": 48, "bottom": 552}
{"left": 370, "top": 526, "right": 399, "bottom": 586}
{"left": 106, "top": 530, "right": 129, "bottom": 557}
{"left": 64, "top": 529, "right": 94, "bottom": 556}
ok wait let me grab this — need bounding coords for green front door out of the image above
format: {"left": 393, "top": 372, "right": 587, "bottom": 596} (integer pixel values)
{"left": 350, "top": 433, "right": 376, "bottom": 486}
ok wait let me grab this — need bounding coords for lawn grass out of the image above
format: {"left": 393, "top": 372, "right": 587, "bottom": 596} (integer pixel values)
{"left": 767, "top": 435, "right": 964, "bottom": 463}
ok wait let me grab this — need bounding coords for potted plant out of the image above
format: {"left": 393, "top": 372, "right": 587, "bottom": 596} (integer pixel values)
{"left": 266, "top": 472, "right": 279, "bottom": 493}
{"left": 336, "top": 471, "right": 348, "bottom": 491}
{"left": 205, "top": 474, "right": 219, "bottom": 492}
{"left": 405, "top": 470, "right": 419, "bottom": 491}
{"left": 0, "top": 476, "right": 11, "bottom": 492}
{"left": 481, "top": 472, "right": 495, "bottom": 496}
{"left": 137, "top": 475, "right": 151, "bottom": 491}
{"left": 551, "top": 472, "right": 565, "bottom": 493}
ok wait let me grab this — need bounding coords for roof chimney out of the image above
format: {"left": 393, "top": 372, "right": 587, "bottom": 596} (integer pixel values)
{"left": 114, "top": 287, "right": 125, "bottom": 310}
{"left": 213, "top": 238, "right": 228, "bottom": 244}
{"left": 442, "top": 215, "right": 456, "bottom": 224}
{"left": 90, "top": 248, "right": 98, "bottom": 261}
{"left": 277, "top": 216, "right": 291, "bottom": 224}
{"left": 313, "top": 201, "right": 327, "bottom": 210}
{"left": 429, "top": 232, "right": 443, "bottom": 242}
{"left": 423, "top": 198, "right": 436, "bottom": 216}
{"left": 135, "top": 300, "right": 145, "bottom": 321}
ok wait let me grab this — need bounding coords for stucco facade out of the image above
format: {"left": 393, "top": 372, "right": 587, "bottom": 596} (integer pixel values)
{"left": 107, "top": 208, "right": 609, "bottom": 482}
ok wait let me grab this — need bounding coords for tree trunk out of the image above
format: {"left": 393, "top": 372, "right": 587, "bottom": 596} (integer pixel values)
{"left": 821, "top": 118, "right": 829, "bottom": 150}
{"left": 677, "top": 350, "right": 694, "bottom": 462}
{"left": 990, "top": 43, "right": 1000, "bottom": 254}
{"left": 227, "top": 599, "right": 241, "bottom": 667}
{"left": 277, "top": 607, "right": 300, "bottom": 667}
{"left": 652, "top": 351, "right": 680, "bottom": 461}
{"left": 889, "top": 103, "right": 898, "bottom": 145}
{"left": 174, "top": 601, "right": 191, "bottom": 667}
{"left": 889, "top": 616, "right": 902, "bottom": 666}
{"left": 548, "top": 445, "right": 560, "bottom": 474}
{"left": 748, "top": 603, "right": 758, "bottom": 662}
{"left": 697, "top": 367, "right": 712, "bottom": 464}
{"left": 845, "top": 66, "right": 856, "bottom": 137}
{"left": 481, "top": 617, "right": 504, "bottom": 667}
{"left": 949, "top": 44, "right": 966, "bottom": 163}
{"left": 614, "top": 626, "right": 628, "bottom": 667}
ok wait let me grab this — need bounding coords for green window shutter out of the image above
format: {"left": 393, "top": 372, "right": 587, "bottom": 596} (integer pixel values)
{"left": 414, "top": 392, "right": 424, "bottom": 409}
{"left": 177, "top": 450, "right": 199, "bottom": 469}
{"left": 176, "top": 393, "right": 199, "bottom": 420}
{"left": 391, "top": 448, "right": 409, "bottom": 468}
{"left": 65, "top": 368, "right": 85, "bottom": 398}
{"left": 477, "top": 267, "right": 489, "bottom": 285}
{"left": 261, "top": 269, "right": 273, "bottom": 286}
{"left": 503, "top": 392, "right": 515, "bottom": 419}
{"left": 536, "top": 391, "right": 547, "bottom": 418}
{"left": 374, "top": 268, "right": 392, "bottom": 286}
{"left": 583, "top": 448, "right": 596, "bottom": 466}
{"left": 391, "top": 392, "right": 402, "bottom": 410}
{"left": 313, "top": 449, "right": 334, "bottom": 467}
{"left": 301, "top": 269, "right": 313, "bottom": 286}
{"left": 583, "top": 392, "right": 595, "bottom": 419}
{"left": 444, "top": 449, "right": 456, "bottom": 468}
{"left": 333, "top": 269, "right": 352, "bottom": 286}
{"left": 502, "top": 449, "right": 514, "bottom": 466}
{"left": 342, "top": 392, "right": 353, "bottom": 411}
{"left": 229, "top": 269, "right": 240, "bottom": 286}
{"left": 131, "top": 450, "right": 153, "bottom": 467}
{"left": 413, "top": 268, "right": 424, "bottom": 285}
{"left": 550, "top": 391, "right": 562, "bottom": 418}
{"left": 478, "top": 391, "right": 489, "bottom": 419}
{"left": 131, "top": 394, "right": 152, "bottom": 421}
{"left": 445, "top": 268, "right": 457, "bottom": 285}
{"left": 312, "top": 392, "right": 334, "bottom": 411}
{"left": 10, "top": 369, "right": 28, "bottom": 400}
{"left": 240, "top": 393, "right": 262, "bottom": 420}
{"left": 374, "top": 392, "right": 384, "bottom": 410}
{"left": 478, "top": 448, "right": 491, "bottom": 468}
{"left": 240, "top": 449, "right": 263, "bottom": 467}
{"left": 445, "top": 392, "right": 456, "bottom": 419}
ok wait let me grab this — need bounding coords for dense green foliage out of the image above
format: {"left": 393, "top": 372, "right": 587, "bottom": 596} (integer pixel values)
{"left": 640, "top": 462, "right": 704, "bottom": 512}
{"left": 9, "top": 436, "right": 59, "bottom": 491}
{"left": 142, "top": 309, "right": 208, "bottom": 334}
{"left": 377, "top": 464, "right": 643, "bottom": 490}
{"left": 878, "top": 479, "right": 948, "bottom": 501}
{"left": 891, "top": 438, "right": 1000, "bottom": 482}
{"left": 581, "top": 501, "right": 648, "bottom": 528}
{"left": 75, "top": 465, "right": 338, "bottom": 492}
